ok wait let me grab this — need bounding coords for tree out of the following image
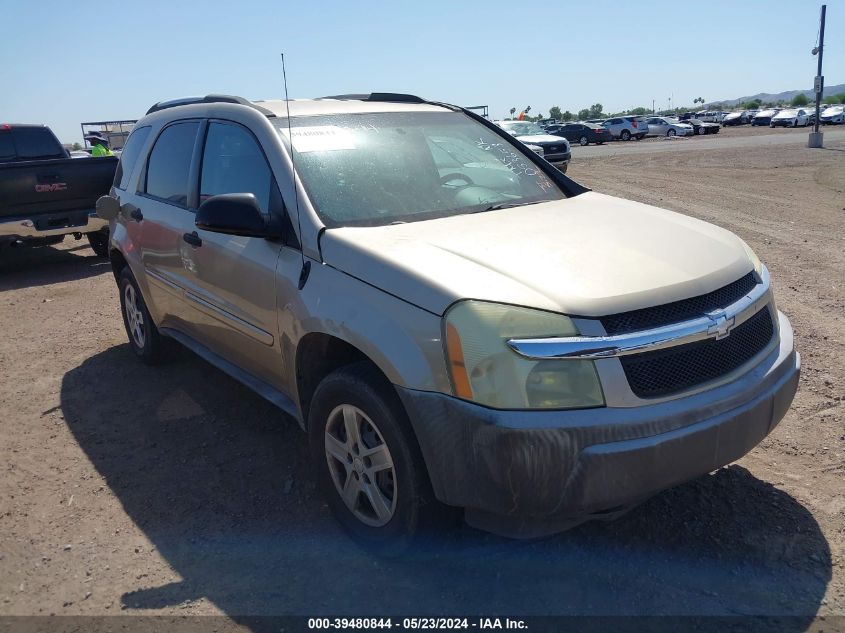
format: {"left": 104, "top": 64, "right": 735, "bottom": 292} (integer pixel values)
{"left": 548, "top": 106, "right": 562, "bottom": 120}
{"left": 509, "top": 107, "right": 516, "bottom": 119}
{"left": 693, "top": 97, "right": 705, "bottom": 105}
{"left": 577, "top": 108, "right": 590, "bottom": 121}
{"left": 589, "top": 103, "right": 604, "bottom": 118}
{"left": 791, "top": 93, "right": 809, "bottom": 107}
{"left": 629, "top": 107, "right": 648, "bottom": 115}
{"left": 562, "top": 110, "right": 573, "bottom": 122}
{"left": 742, "top": 99, "right": 761, "bottom": 110}
{"left": 72, "top": 142, "right": 81, "bottom": 151}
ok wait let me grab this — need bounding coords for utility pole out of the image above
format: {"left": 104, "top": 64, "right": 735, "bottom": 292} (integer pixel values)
{"left": 809, "top": 4, "right": 826, "bottom": 148}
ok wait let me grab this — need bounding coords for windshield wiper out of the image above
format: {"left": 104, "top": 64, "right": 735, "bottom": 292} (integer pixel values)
{"left": 476, "top": 200, "right": 539, "bottom": 213}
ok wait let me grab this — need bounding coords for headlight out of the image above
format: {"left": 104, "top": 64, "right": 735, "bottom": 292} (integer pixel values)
{"left": 740, "top": 240, "right": 763, "bottom": 276}
{"left": 443, "top": 301, "right": 605, "bottom": 409}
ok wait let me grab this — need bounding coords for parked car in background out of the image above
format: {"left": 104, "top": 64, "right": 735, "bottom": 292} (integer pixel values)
{"left": 685, "top": 118, "right": 720, "bottom": 135}
{"left": 752, "top": 108, "right": 779, "bottom": 126}
{"left": 722, "top": 111, "right": 751, "bottom": 126}
{"left": 696, "top": 111, "right": 726, "bottom": 123}
{"left": 820, "top": 105, "right": 844, "bottom": 125}
{"left": 547, "top": 122, "right": 612, "bottom": 145}
{"left": 97, "top": 92, "right": 799, "bottom": 545}
{"left": 496, "top": 120, "right": 571, "bottom": 171}
{"left": 645, "top": 117, "right": 694, "bottom": 137}
{"left": 601, "top": 116, "right": 646, "bottom": 141}
{"left": 771, "top": 109, "right": 811, "bottom": 128}
{"left": 0, "top": 123, "right": 116, "bottom": 255}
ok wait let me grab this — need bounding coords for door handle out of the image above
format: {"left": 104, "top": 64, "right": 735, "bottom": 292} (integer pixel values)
{"left": 182, "top": 231, "right": 202, "bottom": 247}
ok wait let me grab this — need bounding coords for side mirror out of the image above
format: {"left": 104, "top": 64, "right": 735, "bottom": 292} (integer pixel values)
{"left": 96, "top": 195, "right": 121, "bottom": 220}
{"left": 195, "top": 193, "right": 276, "bottom": 238}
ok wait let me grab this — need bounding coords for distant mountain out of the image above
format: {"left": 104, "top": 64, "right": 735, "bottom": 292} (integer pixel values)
{"left": 708, "top": 82, "right": 845, "bottom": 107}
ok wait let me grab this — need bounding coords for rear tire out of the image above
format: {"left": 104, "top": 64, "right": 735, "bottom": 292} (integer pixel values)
{"left": 118, "top": 268, "right": 169, "bottom": 365}
{"left": 86, "top": 231, "right": 109, "bottom": 258}
{"left": 579, "top": 136, "right": 588, "bottom": 146}
{"left": 308, "top": 362, "right": 437, "bottom": 554}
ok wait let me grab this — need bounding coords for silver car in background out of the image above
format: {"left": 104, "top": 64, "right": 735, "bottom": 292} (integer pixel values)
{"left": 645, "top": 117, "right": 694, "bottom": 137}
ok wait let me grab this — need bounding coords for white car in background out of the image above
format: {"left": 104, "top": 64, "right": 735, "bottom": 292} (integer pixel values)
{"left": 770, "top": 109, "right": 811, "bottom": 128}
{"left": 645, "top": 117, "right": 694, "bottom": 137}
{"left": 820, "top": 105, "right": 844, "bottom": 125}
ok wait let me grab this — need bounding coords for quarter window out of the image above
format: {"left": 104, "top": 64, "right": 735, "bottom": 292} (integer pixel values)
{"left": 200, "top": 122, "right": 272, "bottom": 213}
{"left": 144, "top": 121, "right": 200, "bottom": 206}
{"left": 114, "top": 126, "right": 151, "bottom": 190}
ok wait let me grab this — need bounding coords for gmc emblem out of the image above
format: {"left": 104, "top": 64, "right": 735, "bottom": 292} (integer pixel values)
{"left": 35, "top": 183, "right": 67, "bottom": 192}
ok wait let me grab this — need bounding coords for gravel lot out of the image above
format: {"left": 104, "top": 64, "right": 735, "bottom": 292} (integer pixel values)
{"left": 1, "top": 126, "right": 843, "bottom": 627}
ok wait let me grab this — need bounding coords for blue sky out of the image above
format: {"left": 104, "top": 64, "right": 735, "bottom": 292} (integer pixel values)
{"left": 2, "top": 0, "right": 842, "bottom": 143}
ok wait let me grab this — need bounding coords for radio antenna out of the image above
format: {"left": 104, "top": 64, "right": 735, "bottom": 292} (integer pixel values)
{"left": 281, "top": 53, "right": 309, "bottom": 288}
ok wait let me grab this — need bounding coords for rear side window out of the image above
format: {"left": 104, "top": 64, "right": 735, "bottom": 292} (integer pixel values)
{"left": 114, "top": 126, "right": 151, "bottom": 190}
{"left": 145, "top": 121, "right": 199, "bottom": 206}
{"left": 200, "top": 122, "right": 272, "bottom": 213}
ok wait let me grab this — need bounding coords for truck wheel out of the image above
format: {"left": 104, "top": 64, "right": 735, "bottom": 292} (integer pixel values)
{"left": 620, "top": 130, "right": 631, "bottom": 141}
{"left": 118, "top": 268, "right": 168, "bottom": 365}
{"left": 558, "top": 163, "right": 568, "bottom": 173}
{"left": 309, "top": 362, "right": 435, "bottom": 554}
{"left": 87, "top": 231, "right": 109, "bottom": 258}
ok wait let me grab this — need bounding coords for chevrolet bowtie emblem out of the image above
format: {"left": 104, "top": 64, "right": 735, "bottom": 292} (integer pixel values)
{"left": 707, "top": 312, "right": 736, "bottom": 340}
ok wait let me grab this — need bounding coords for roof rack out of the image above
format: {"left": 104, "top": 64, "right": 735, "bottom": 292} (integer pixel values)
{"left": 145, "top": 94, "right": 276, "bottom": 117}
{"left": 319, "top": 93, "right": 426, "bottom": 104}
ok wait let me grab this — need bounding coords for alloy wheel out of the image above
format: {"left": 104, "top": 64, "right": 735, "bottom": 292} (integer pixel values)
{"left": 124, "top": 284, "right": 146, "bottom": 348}
{"left": 324, "top": 404, "right": 397, "bottom": 527}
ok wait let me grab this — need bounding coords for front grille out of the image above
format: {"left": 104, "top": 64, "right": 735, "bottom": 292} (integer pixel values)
{"left": 600, "top": 272, "right": 759, "bottom": 335}
{"left": 620, "top": 307, "right": 775, "bottom": 398}
{"left": 544, "top": 144, "right": 567, "bottom": 154}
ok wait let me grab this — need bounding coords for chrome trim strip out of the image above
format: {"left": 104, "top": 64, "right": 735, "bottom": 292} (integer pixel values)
{"left": 508, "top": 267, "right": 770, "bottom": 360}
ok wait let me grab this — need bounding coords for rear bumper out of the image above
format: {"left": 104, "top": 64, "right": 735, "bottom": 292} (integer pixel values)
{"left": 398, "top": 311, "right": 799, "bottom": 537}
{"left": 0, "top": 210, "right": 107, "bottom": 239}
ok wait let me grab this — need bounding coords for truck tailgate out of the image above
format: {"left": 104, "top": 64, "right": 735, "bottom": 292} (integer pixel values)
{"left": 0, "top": 156, "right": 118, "bottom": 219}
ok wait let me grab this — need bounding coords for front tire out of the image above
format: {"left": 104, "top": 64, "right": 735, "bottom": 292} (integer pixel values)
{"left": 667, "top": 129, "right": 676, "bottom": 137}
{"left": 308, "top": 362, "right": 435, "bottom": 553}
{"left": 579, "top": 135, "right": 588, "bottom": 146}
{"left": 118, "top": 268, "right": 169, "bottom": 364}
{"left": 620, "top": 130, "right": 631, "bottom": 141}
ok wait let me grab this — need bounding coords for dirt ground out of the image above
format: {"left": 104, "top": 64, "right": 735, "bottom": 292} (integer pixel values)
{"left": 0, "top": 125, "right": 843, "bottom": 627}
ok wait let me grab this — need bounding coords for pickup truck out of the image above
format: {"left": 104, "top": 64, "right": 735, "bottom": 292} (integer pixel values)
{"left": 0, "top": 123, "right": 117, "bottom": 256}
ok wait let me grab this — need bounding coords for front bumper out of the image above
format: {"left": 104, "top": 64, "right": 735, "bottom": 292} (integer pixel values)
{"left": 543, "top": 151, "right": 571, "bottom": 165}
{"left": 770, "top": 120, "right": 793, "bottom": 127}
{"left": 398, "top": 311, "right": 799, "bottom": 537}
{"left": 0, "top": 210, "right": 107, "bottom": 239}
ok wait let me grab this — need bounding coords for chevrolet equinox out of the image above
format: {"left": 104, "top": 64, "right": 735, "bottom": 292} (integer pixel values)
{"left": 96, "top": 93, "right": 800, "bottom": 548}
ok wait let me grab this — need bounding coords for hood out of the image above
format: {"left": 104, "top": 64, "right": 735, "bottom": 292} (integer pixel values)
{"left": 723, "top": 113, "right": 742, "bottom": 119}
{"left": 320, "top": 192, "right": 754, "bottom": 317}
{"left": 756, "top": 109, "right": 777, "bottom": 117}
{"left": 515, "top": 134, "right": 569, "bottom": 146}
{"left": 773, "top": 110, "right": 797, "bottom": 118}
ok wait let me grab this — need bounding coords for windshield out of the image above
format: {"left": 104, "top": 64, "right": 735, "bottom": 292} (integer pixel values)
{"left": 275, "top": 112, "right": 564, "bottom": 228}
{"left": 498, "top": 121, "right": 546, "bottom": 136}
